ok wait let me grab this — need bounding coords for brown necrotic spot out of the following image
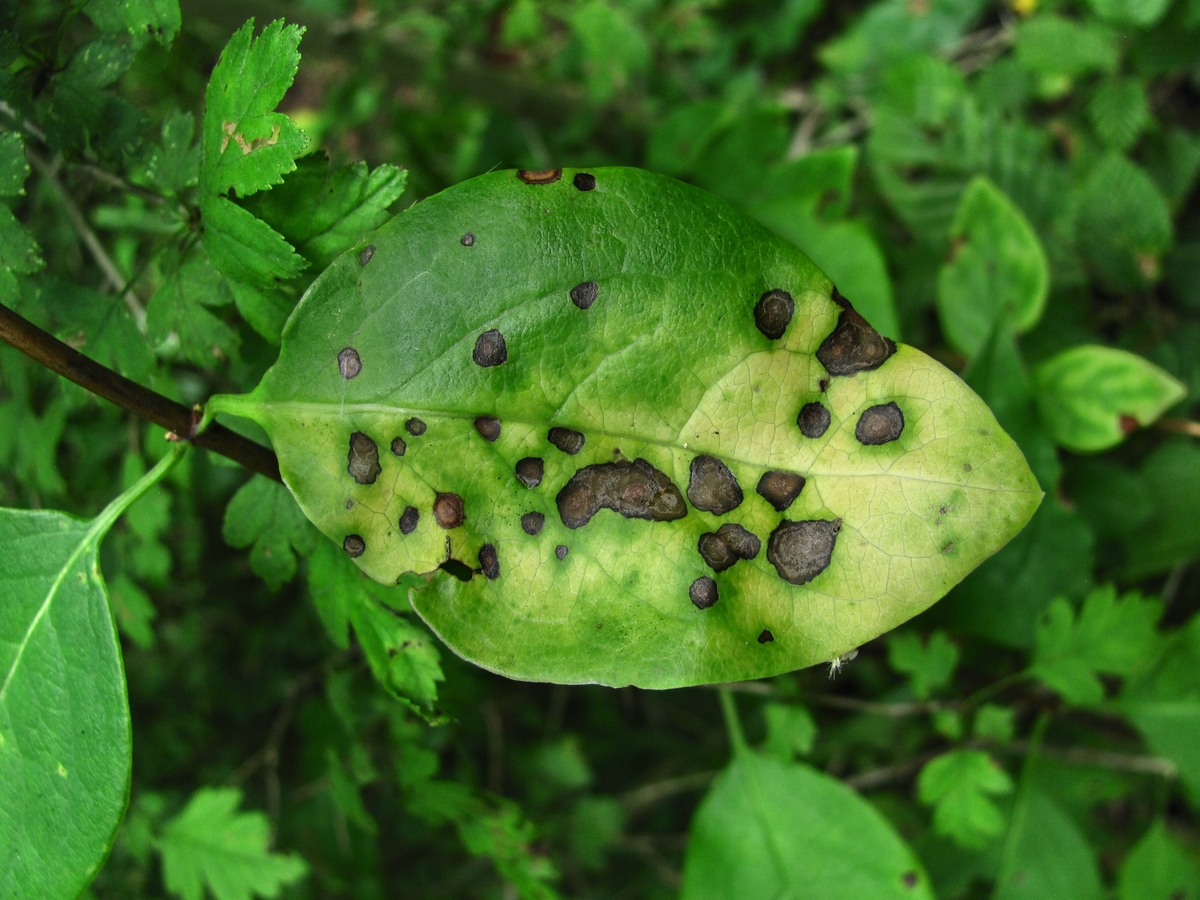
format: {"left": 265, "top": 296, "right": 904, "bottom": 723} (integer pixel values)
{"left": 573, "top": 172, "right": 596, "bottom": 191}
{"left": 399, "top": 506, "right": 420, "bottom": 534}
{"left": 548, "top": 427, "right": 585, "bottom": 455}
{"left": 343, "top": 534, "right": 365, "bottom": 558}
{"left": 390, "top": 436, "right": 407, "bottom": 457}
{"left": 347, "top": 432, "right": 382, "bottom": 485}
{"left": 767, "top": 519, "right": 841, "bottom": 585}
{"left": 757, "top": 629, "right": 774, "bottom": 644}
{"left": 473, "top": 329, "right": 508, "bottom": 367}
{"left": 515, "top": 457, "right": 544, "bottom": 488}
{"left": 406, "top": 417, "right": 426, "bottom": 436}
{"left": 797, "top": 402, "right": 832, "bottom": 439}
{"left": 855, "top": 401, "right": 905, "bottom": 445}
{"left": 358, "top": 245, "right": 375, "bottom": 267}
{"left": 754, "top": 289, "right": 795, "bottom": 340}
{"left": 338, "top": 347, "right": 362, "bottom": 380}
{"left": 687, "top": 455, "right": 743, "bottom": 515}
{"left": 460, "top": 232, "right": 475, "bottom": 247}
{"left": 698, "top": 523, "right": 761, "bottom": 572}
{"left": 555, "top": 544, "right": 569, "bottom": 560}
{"left": 690, "top": 576, "right": 718, "bottom": 610}
{"left": 816, "top": 289, "right": 897, "bottom": 376}
{"left": 521, "top": 511, "right": 545, "bottom": 535}
{"left": 434, "top": 492, "right": 465, "bottom": 529}
{"left": 570, "top": 281, "right": 599, "bottom": 309}
{"left": 518, "top": 168, "right": 562, "bottom": 185}
{"left": 556, "top": 458, "right": 687, "bottom": 529}
{"left": 756, "top": 471, "right": 805, "bottom": 512}
{"left": 478, "top": 544, "right": 500, "bottom": 580}
{"left": 474, "top": 416, "right": 501, "bottom": 442}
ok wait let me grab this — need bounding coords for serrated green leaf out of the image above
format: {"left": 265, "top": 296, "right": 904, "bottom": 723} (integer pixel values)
{"left": 0, "top": 130, "right": 30, "bottom": 197}
{"left": 147, "top": 249, "right": 240, "bottom": 366}
{"left": 136, "top": 111, "right": 199, "bottom": 195}
{"left": 762, "top": 702, "right": 817, "bottom": 760}
{"left": 201, "top": 196, "right": 306, "bottom": 288}
{"left": 1014, "top": 15, "right": 1119, "bottom": 80}
{"left": 1089, "top": 77, "right": 1151, "bottom": 151}
{"left": 917, "top": 750, "right": 1012, "bottom": 849}
{"left": 158, "top": 787, "right": 307, "bottom": 900}
{"left": 887, "top": 630, "right": 959, "bottom": 699}
{"left": 201, "top": 19, "right": 308, "bottom": 198}
{"left": 937, "top": 176, "right": 1048, "bottom": 358}
{"left": 222, "top": 477, "right": 318, "bottom": 590}
{"left": 0, "top": 446, "right": 183, "bottom": 899}
{"left": 209, "top": 167, "right": 1041, "bottom": 688}
{"left": 682, "top": 751, "right": 934, "bottom": 898}
{"left": 1117, "top": 820, "right": 1200, "bottom": 900}
{"left": 1033, "top": 345, "right": 1186, "bottom": 452}
{"left": 83, "top": 0, "right": 181, "bottom": 45}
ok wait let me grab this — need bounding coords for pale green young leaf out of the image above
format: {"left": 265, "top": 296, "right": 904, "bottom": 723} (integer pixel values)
{"left": 1033, "top": 345, "right": 1186, "bottom": 452}
{"left": 937, "top": 176, "right": 1048, "bottom": 358}
{"left": 682, "top": 752, "right": 933, "bottom": 898}
{"left": 1117, "top": 820, "right": 1200, "bottom": 900}
{"left": 917, "top": 750, "right": 1012, "bottom": 849}
{"left": 887, "top": 630, "right": 959, "bottom": 699}
{"left": 222, "top": 477, "right": 318, "bottom": 591}
{"left": 158, "top": 787, "right": 307, "bottom": 900}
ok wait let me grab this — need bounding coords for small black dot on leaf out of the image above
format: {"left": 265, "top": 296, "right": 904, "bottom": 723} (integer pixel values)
{"left": 573, "top": 172, "right": 596, "bottom": 191}
{"left": 461, "top": 232, "right": 476, "bottom": 247}
{"left": 757, "top": 629, "right": 774, "bottom": 644}
{"left": 555, "top": 544, "right": 569, "bottom": 560}
{"left": 358, "top": 245, "right": 375, "bottom": 267}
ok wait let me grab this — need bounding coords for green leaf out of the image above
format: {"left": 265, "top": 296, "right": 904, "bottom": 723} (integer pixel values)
{"left": 887, "top": 630, "right": 959, "bottom": 699}
{"left": 995, "top": 790, "right": 1104, "bottom": 900}
{"left": 210, "top": 167, "right": 1041, "bottom": 688}
{"left": 222, "top": 477, "right": 318, "bottom": 590}
{"left": 1029, "top": 586, "right": 1162, "bottom": 705}
{"left": 937, "top": 176, "right": 1049, "bottom": 358}
{"left": 158, "top": 787, "right": 307, "bottom": 900}
{"left": 147, "top": 249, "right": 240, "bottom": 366}
{"left": 1089, "top": 77, "right": 1151, "bottom": 151}
{"left": 1013, "top": 15, "right": 1119, "bottom": 81}
{"left": 83, "top": 0, "right": 182, "bottom": 45}
{"left": 0, "top": 445, "right": 184, "bottom": 899}
{"left": 201, "top": 196, "right": 306, "bottom": 288}
{"left": 201, "top": 19, "right": 308, "bottom": 198}
{"left": 762, "top": 702, "right": 818, "bottom": 760}
{"left": 1084, "top": 0, "right": 1174, "bottom": 27}
{"left": 0, "top": 132, "right": 43, "bottom": 284}
{"left": 1117, "top": 820, "right": 1200, "bottom": 900}
{"left": 682, "top": 751, "right": 933, "bottom": 898}
{"left": 1033, "top": 345, "right": 1186, "bottom": 452}
{"left": 136, "top": 111, "right": 199, "bottom": 196}
{"left": 917, "top": 750, "right": 1013, "bottom": 849}
{"left": 566, "top": 0, "right": 651, "bottom": 103}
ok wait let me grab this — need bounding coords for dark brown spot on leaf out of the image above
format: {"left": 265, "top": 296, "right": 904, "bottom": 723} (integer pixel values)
{"left": 555, "top": 544, "right": 569, "bottom": 560}
{"left": 573, "top": 172, "right": 596, "bottom": 191}
{"left": 399, "top": 506, "right": 419, "bottom": 534}
{"left": 406, "top": 417, "right": 426, "bottom": 436}
{"left": 1119, "top": 413, "right": 1139, "bottom": 434}
{"left": 756, "top": 471, "right": 805, "bottom": 511}
{"left": 516, "top": 457, "right": 544, "bottom": 488}
{"left": 754, "top": 289, "right": 795, "bottom": 340}
{"left": 816, "top": 290, "right": 897, "bottom": 376}
{"left": 570, "top": 281, "right": 599, "bottom": 309}
{"left": 347, "top": 432, "right": 382, "bottom": 485}
{"left": 478, "top": 544, "right": 500, "bottom": 580}
{"left": 767, "top": 519, "right": 841, "bottom": 585}
{"left": 521, "top": 511, "right": 545, "bottom": 535}
{"left": 434, "top": 492, "right": 465, "bottom": 529}
{"left": 390, "top": 437, "right": 407, "bottom": 457}
{"left": 557, "top": 458, "right": 687, "bottom": 529}
{"left": 460, "top": 232, "right": 476, "bottom": 247}
{"left": 358, "top": 245, "right": 375, "bottom": 267}
{"left": 758, "top": 629, "right": 774, "bottom": 644}
{"left": 343, "top": 534, "right": 365, "bottom": 558}
{"left": 548, "top": 427, "right": 585, "bottom": 455}
{"left": 698, "top": 523, "right": 761, "bottom": 572}
{"left": 819, "top": 377, "right": 830, "bottom": 392}
{"left": 901, "top": 872, "right": 919, "bottom": 889}
{"left": 338, "top": 347, "right": 362, "bottom": 380}
{"left": 345, "top": 499, "right": 355, "bottom": 510}
{"left": 474, "top": 416, "right": 501, "bottom": 442}
{"left": 690, "top": 576, "right": 718, "bottom": 610}
{"left": 856, "top": 402, "right": 905, "bottom": 445}
{"left": 687, "top": 455, "right": 743, "bottom": 515}
{"left": 473, "top": 329, "right": 508, "bottom": 367}
{"left": 518, "top": 168, "right": 562, "bottom": 185}
{"left": 797, "top": 402, "right": 831, "bottom": 439}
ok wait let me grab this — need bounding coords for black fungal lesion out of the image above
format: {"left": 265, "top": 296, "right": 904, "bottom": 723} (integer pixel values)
{"left": 756, "top": 471, "right": 805, "bottom": 512}
{"left": 797, "top": 402, "right": 832, "bottom": 439}
{"left": 689, "top": 576, "right": 718, "bottom": 610}
{"left": 358, "top": 245, "right": 375, "bottom": 267}
{"left": 347, "top": 432, "right": 382, "bottom": 485}
{"left": 474, "top": 416, "right": 502, "bottom": 442}
{"left": 687, "top": 455, "right": 744, "bottom": 515}
{"left": 855, "top": 401, "right": 905, "bottom": 445}
{"left": 521, "top": 512, "right": 545, "bottom": 535}
{"left": 555, "top": 544, "right": 569, "bottom": 560}
{"left": 473, "top": 329, "right": 508, "bottom": 367}
{"left": 766, "top": 519, "right": 841, "bottom": 585}
{"left": 434, "top": 492, "right": 465, "bottom": 529}
{"left": 753, "top": 289, "right": 795, "bottom": 340}
{"left": 557, "top": 458, "right": 687, "bottom": 529}
{"left": 816, "top": 289, "right": 897, "bottom": 376}
{"left": 548, "top": 427, "right": 585, "bottom": 455}
{"left": 478, "top": 544, "right": 500, "bottom": 580}
{"left": 757, "top": 629, "right": 775, "bottom": 644}
{"left": 399, "top": 506, "right": 420, "bottom": 535}
{"left": 406, "top": 417, "right": 427, "bottom": 436}
{"left": 698, "top": 523, "right": 761, "bottom": 572}
{"left": 343, "top": 534, "right": 366, "bottom": 558}
{"left": 390, "top": 437, "right": 407, "bottom": 457}
{"left": 518, "top": 168, "right": 562, "bottom": 185}
{"left": 515, "top": 457, "right": 544, "bottom": 488}
{"left": 460, "top": 232, "right": 476, "bottom": 247}
{"left": 337, "top": 347, "right": 362, "bottom": 380}
{"left": 570, "top": 281, "right": 599, "bottom": 309}
{"left": 573, "top": 172, "right": 597, "bottom": 191}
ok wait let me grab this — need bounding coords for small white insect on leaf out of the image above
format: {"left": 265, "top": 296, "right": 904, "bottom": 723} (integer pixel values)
{"left": 828, "top": 648, "right": 859, "bottom": 679}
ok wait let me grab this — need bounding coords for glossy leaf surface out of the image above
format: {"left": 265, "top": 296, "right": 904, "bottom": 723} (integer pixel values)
{"left": 212, "top": 167, "right": 1041, "bottom": 688}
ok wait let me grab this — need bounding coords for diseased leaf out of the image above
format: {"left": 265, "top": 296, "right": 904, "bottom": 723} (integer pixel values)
{"left": 209, "top": 167, "right": 1041, "bottom": 688}
{"left": 917, "top": 750, "right": 1013, "bottom": 849}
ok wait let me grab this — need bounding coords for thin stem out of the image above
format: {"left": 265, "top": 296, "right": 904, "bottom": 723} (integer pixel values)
{"left": 717, "top": 687, "right": 749, "bottom": 757}
{"left": 0, "top": 302, "right": 281, "bottom": 482}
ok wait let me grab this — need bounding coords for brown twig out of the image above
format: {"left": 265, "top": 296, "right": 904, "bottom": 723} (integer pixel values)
{"left": 0, "top": 302, "right": 281, "bottom": 482}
